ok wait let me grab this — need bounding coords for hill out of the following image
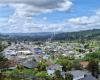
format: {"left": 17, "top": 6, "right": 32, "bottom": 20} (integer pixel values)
{"left": 53, "top": 29, "right": 100, "bottom": 41}
{"left": 0, "top": 29, "right": 100, "bottom": 41}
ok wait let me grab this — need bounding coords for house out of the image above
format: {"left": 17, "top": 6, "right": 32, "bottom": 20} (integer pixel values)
{"left": 46, "top": 60, "right": 53, "bottom": 66}
{"left": 61, "top": 70, "right": 96, "bottom": 80}
{"left": 43, "top": 54, "right": 50, "bottom": 60}
{"left": 81, "top": 75, "right": 97, "bottom": 80}
{"left": 0, "top": 60, "right": 17, "bottom": 70}
{"left": 99, "top": 62, "right": 100, "bottom": 67}
{"left": 33, "top": 54, "right": 43, "bottom": 62}
{"left": 67, "top": 70, "right": 89, "bottom": 80}
{"left": 4, "top": 50, "right": 17, "bottom": 59}
{"left": 34, "top": 48, "right": 42, "bottom": 54}
{"left": 22, "top": 60, "right": 38, "bottom": 69}
{"left": 47, "top": 64, "right": 62, "bottom": 76}
{"left": 17, "top": 50, "right": 32, "bottom": 55}
{"left": 7, "top": 60, "right": 18, "bottom": 69}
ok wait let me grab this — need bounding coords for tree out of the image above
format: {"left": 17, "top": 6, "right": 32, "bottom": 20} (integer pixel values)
{"left": 0, "top": 52, "right": 8, "bottom": 79}
{"left": 55, "top": 70, "right": 61, "bottom": 77}
{"left": 35, "top": 71, "right": 49, "bottom": 77}
{"left": 80, "top": 39, "right": 85, "bottom": 44}
{"left": 78, "top": 49, "right": 85, "bottom": 53}
{"left": 87, "top": 60, "right": 99, "bottom": 78}
{"left": 0, "top": 46, "right": 3, "bottom": 52}
{"left": 65, "top": 73, "right": 73, "bottom": 80}
{"left": 37, "top": 60, "right": 48, "bottom": 71}
{"left": 52, "top": 70, "right": 64, "bottom": 80}
{"left": 57, "top": 57, "right": 73, "bottom": 71}
{"left": 0, "top": 42, "right": 5, "bottom": 52}
{"left": 17, "top": 64, "right": 24, "bottom": 72}
{"left": 0, "top": 52, "right": 8, "bottom": 71}
{"left": 84, "top": 44, "right": 89, "bottom": 49}
{"left": 73, "top": 61, "right": 82, "bottom": 70}
{"left": 84, "top": 50, "right": 100, "bottom": 61}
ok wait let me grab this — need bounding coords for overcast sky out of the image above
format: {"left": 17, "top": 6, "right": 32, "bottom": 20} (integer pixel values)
{"left": 0, "top": 0, "right": 100, "bottom": 33}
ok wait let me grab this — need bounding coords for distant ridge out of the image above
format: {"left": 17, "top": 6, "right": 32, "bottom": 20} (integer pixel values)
{"left": 0, "top": 29, "right": 100, "bottom": 41}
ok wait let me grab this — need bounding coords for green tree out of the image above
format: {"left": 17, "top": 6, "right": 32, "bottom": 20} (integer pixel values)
{"left": 0, "top": 52, "right": 8, "bottom": 71}
{"left": 73, "top": 60, "right": 82, "bottom": 70}
{"left": 84, "top": 44, "right": 89, "bottom": 49}
{"left": 0, "top": 52, "right": 8, "bottom": 78}
{"left": 65, "top": 73, "right": 73, "bottom": 80}
{"left": 52, "top": 70, "right": 64, "bottom": 80}
{"left": 17, "top": 64, "right": 24, "bottom": 72}
{"left": 84, "top": 51, "right": 100, "bottom": 61}
{"left": 87, "top": 60, "right": 99, "bottom": 78}
{"left": 37, "top": 60, "right": 48, "bottom": 71}
{"left": 0, "top": 41, "right": 6, "bottom": 52}
{"left": 57, "top": 58, "right": 73, "bottom": 71}
{"left": 35, "top": 71, "right": 49, "bottom": 77}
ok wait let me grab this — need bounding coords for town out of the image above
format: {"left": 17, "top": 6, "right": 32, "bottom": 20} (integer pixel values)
{"left": 0, "top": 0, "right": 100, "bottom": 80}
{"left": 0, "top": 40, "right": 100, "bottom": 80}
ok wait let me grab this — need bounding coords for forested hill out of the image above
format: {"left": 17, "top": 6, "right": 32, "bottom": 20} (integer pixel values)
{"left": 53, "top": 29, "right": 100, "bottom": 40}
{"left": 0, "top": 29, "right": 100, "bottom": 41}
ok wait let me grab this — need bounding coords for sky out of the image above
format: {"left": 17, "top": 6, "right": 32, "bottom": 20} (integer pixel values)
{"left": 0, "top": 0, "right": 100, "bottom": 33}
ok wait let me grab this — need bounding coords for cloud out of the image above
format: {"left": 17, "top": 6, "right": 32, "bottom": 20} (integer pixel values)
{"left": 68, "top": 10, "right": 100, "bottom": 25}
{"left": 0, "top": 0, "right": 73, "bottom": 33}
{"left": 1, "top": 0, "right": 100, "bottom": 33}
{"left": 0, "top": 0, "right": 73, "bottom": 16}
{"left": 63, "top": 10, "right": 100, "bottom": 31}
{"left": 0, "top": 10, "right": 66, "bottom": 33}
